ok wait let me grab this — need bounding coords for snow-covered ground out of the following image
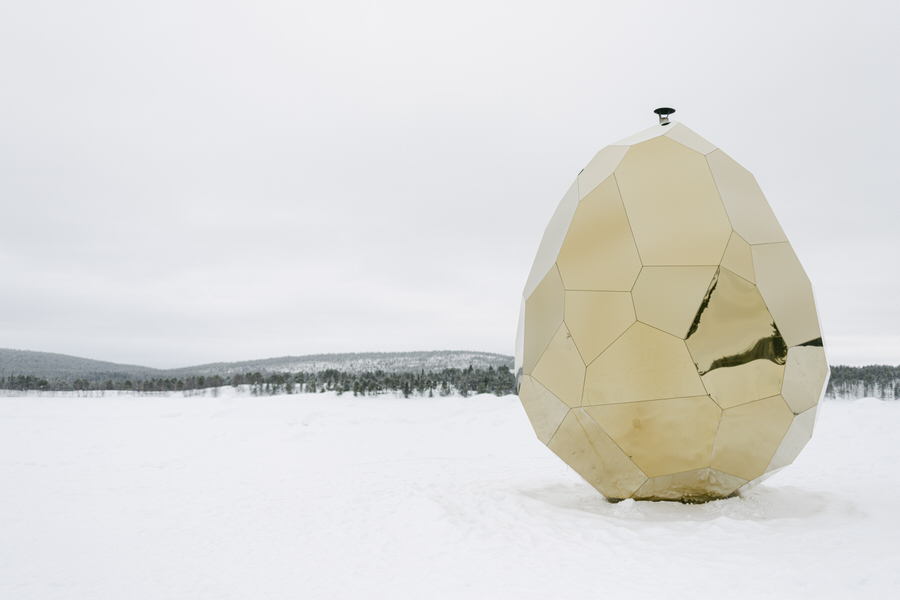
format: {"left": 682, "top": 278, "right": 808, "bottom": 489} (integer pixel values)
{"left": 1, "top": 391, "right": 898, "bottom": 599}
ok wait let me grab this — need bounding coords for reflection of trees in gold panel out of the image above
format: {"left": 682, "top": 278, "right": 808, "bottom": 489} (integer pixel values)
{"left": 515, "top": 119, "right": 828, "bottom": 502}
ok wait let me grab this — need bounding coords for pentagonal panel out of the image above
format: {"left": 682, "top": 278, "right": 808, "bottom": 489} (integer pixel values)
{"left": 614, "top": 136, "right": 732, "bottom": 266}
{"left": 531, "top": 323, "right": 586, "bottom": 408}
{"left": 707, "top": 150, "right": 787, "bottom": 245}
{"left": 522, "top": 181, "right": 579, "bottom": 300}
{"left": 556, "top": 177, "right": 641, "bottom": 291}
{"left": 720, "top": 232, "right": 755, "bottom": 283}
{"left": 548, "top": 409, "right": 647, "bottom": 500}
{"left": 781, "top": 345, "right": 829, "bottom": 414}
{"left": 518, "top": 375, "right": 571, "bottom": 444}
{"left": 564, "top": 291, "right": 635, "bottom": 365}
{"left": 710, "top": 395, "right": 794, "bottom": 481}
{"left": 701, "top": 360, "right": 785, "bottom": 409}
{"left": 751, "top": 242, "right": 822, "bottom": 348}
{"left": 583, "top": 322, "right": 706, "bottom": 406}
{"left": 633, "top": 468, "right": 746, "bottom": 502}
{"left": 663, "top": 123, "right": 718, "bottom": 155}
{"left": 766, "top": 404, "right": 817, "bottom": 473}
{"left": 584, "top": 395, "right": 721, "bottom": 478}
{"left": 577, "top": 145, "right": 629, "bottom": 200}
{"left": 611, "top": 123, "right": 672, "bottom": 147}
{"left": 632, "top": 266, "right": 717, "bottom": 338}
{"left": 523, "top": 266, "right": 565, "bottom": 375}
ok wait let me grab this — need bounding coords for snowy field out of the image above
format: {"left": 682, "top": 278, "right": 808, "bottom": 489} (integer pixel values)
{"left": 2, "top": 391, "right": 898, "bottom": 599}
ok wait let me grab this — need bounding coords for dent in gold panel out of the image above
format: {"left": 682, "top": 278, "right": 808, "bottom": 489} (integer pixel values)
{"left": 685, "top": 267, "right": 787, "bottom": 375}
{"left": 663, "top": 123, "right": 718, "bottom": 156}
{"left": 523, "top": 266, "right": 565, "bottom": 375}
{"left": 781, "top": 345, "right": 829, "bottom": 414}
{"left": 632, "top": 266, "right": 718, "bottom": 338}
{"left": 614, "top": 136, "right": 732, "bottom": 266}
{"left": 556, "top": 177, "right": 641, "bottom": 291}
{"left": 564, "top": 291, "right": 635, "bottom": 365}
{"left": 531, "top": 323, "right": 586, "bottom": 408}
{"left": 710, "top": 395, "right": 794, "bottom": 481}
{"left": 547, "top": 409, "right": 647, "bottom": 500}
{"left": 577, "top": 145, "right": 629, "bottom": 200}
{"left": 518, "top": 375, "right": 571, "bottom": 445}
{"left": 720, "top": 232, "right": 755, "bottom": 284}
{"left": 633, "top": 468, "right": 746, "bottom": 502}
{"left": 584, "top": 396, "right": 721, "bottom": 478}
{"left": 701, "top": 360, "right": 785, "bottom": 409}
{"left": 707, "top": 150, "right": 787, "bottom": 245}
{"left": 522, "top": 180, "right": 579, "bottom": 300}
{"left": 583, "top": 322, "right": 707, "bottom": 405}
{"left": 751, "top": 242, "right": 822, "bottom": 348}
{"left": 767, "top": 405, "right": 817, "bottom": 473}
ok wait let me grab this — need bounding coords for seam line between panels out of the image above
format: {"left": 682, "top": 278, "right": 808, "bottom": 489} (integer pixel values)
{"left": 584, "top": 393, "right": 713, "bottom": 408}
{"left": 611, "top": 172, "right": 645, "bottom": 267}
{"left": 582, "top": 321, "right": 638, "bottom": 370}
{"left": 528, "top": 263, "right": 566, "bottom": 376}
{"left": 704, "top": 150, "right": 736, "bottom": 234}
{"left": 707, "top": 408, "right": 725, "bottom": 470}
{"left": 577, "top": 407, "right": 645, "bottom": 473}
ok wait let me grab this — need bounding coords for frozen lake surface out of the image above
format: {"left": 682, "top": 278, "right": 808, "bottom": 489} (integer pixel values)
{"left": 2, "top": 391, "right": 898, "bottom": 599}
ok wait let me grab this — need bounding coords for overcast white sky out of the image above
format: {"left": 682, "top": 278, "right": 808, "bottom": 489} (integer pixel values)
{"left": 2, "top": 1, "right": 898, "bottom": 368}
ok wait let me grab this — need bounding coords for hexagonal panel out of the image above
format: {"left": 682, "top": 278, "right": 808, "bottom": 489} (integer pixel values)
{"left": 766, "top": 404, "right": 817, "bottom": 473}
{"left": 577, "top": 145, "right": 629, "bottom": 200}
{"left": 584, "top": 395, "right": 721, "bottom": 478}
{"left": 751, "top": 242, "right": 822, "bottom": 348}
{"left": 547, "top": 409, "right": 647, "bottom": 500}
{"left": 518, "top": 375, "right": 571, "bottom": 444}
{"left": 614, "top": 136, "right": 732, "bottom": 266}
{"left": 523, "top": 266, "right": 565, "bottom": 375}
{"left": 522, "top": 180, "right": 579, "bottom": 300}
{"left": 781, "top": 345, "right": 829, "bottom": 414}
{"left": 583, "top": 322, "right": 706, "bottom": 406}
{"left": 710, "top": 395, "right": 794, "bottom": 481}
{"left": 531, "top": 323, "right": 586, "bottom": 408}
{"left": 556, "top": 176, "right": 641, "bottom": 291}
{"left": 707, "top": 149, "right": 788, "bottom": 245}
{"left": 564, "top": 290, "right": 635, "bottom": 365}
{"left": 720, "top": 232, "right": 755, "bottom": 283}
{"left": 632, "top": 266, "right": 717, "bottom": 338}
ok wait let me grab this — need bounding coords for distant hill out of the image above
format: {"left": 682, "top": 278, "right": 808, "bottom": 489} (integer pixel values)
{"left": 0, "top": 348, "right": 515, "bottom": 383}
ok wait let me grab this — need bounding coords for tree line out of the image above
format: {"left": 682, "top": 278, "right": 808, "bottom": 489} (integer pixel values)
{"left": 827, "top": 365, "right": 900, "bottom": 399}
{"left": 0, "top": 365, "right": 517, "bottom": 397}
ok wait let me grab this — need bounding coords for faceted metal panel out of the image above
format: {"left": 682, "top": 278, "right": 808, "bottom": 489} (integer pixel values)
{"left": 584, "top": 395, "right": 721, "bottom": 478}
{"left": 564, "top": 291, "right": 635, "bottom": 365}
{"left": 615, "top": 136, "right": 732, "bottom": 266}
{"left": 547, "top": 409, "right": 647, "bottom": 500}
{"left": 751, "top": 242, "right": 822, "bottom": 348}
{"left": 632, "top": 266, "right": 717, "bottom": 338}
{"left": 781, "top": 345, "right": 829, "bottom": 414}
{"left": 720, "top": 232, "right": 755, "bottom": 283}
{"left": 583, "top": 322, "right": 707, "bottom": 406}
{"left": 556, "top": 177, "right": 641, "bottom": 291}
{"left": 707, "top": 150, "right": 788, "bottom": 245}
{"left": 517, "top": 120, "right": 826, "bottom": 502}
{"left": 664, "top": 123, "right": 718, "bottom": 155}
{"left": 710, "top": 395, "right": 794, "bottom": 481}
{"left": 577, "top": 145, "right": 629, "bottom": 200}
{"left": 634, "top": 468, "right": 746, "bottom": 502}
{"left": 518, "top": 375, "right": 571, "bottom": 445}
{"left": 531, "top": 323, "right": 586, "bottom": 408}
{"left": 766, "top": 405, "right": 817, "bottom": 473}
{"left": 522, "top": 266, "right": 565, "bottom": 375}
{"left": 522, "top": 181, "right": 579, "bottom": 300}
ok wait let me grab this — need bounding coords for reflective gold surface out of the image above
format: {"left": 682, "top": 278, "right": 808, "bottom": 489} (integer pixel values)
{"left": 615, "top": 136, "right": 732, "bottom": 266}
{"left": 522, "top": 266, "right": 565, "bottom": 375}
{"left": 707, "top": 149, "right": 788, "bottom": 245}
{"left": 710, "top": 395, "right": 794, "bottom": 481}
{"left": 583, "top": 322, "right": 707, "bottom": 406}
{"left": 751, "top": 242, "right": 822, "bottom": 347}
{"left": 632, "top": 266, "right": 717, "bottom": 338}
{"left": 556, "top": 177, "right": 641, "bottom": 291}
{"left": 584, "top": 395, "right": 721, "bottom": 478}
{"left": 547, "top": 409, "right": 647, "bottom": 500}
{"left": 518, "top": 375, "right": 571, "bottom": 444}
{"left": 517, "top": 121, "right": 826, "bottom": 502}
{"left": 564, "top": 290, "right": 634, "bottom": 364}
{"left": 531, "top": 323, "right": 586, "bottom": 408}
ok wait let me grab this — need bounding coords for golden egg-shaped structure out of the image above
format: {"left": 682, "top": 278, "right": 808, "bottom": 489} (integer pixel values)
{"left": 514, "top": 118, "right": 828, "bottom": 502}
